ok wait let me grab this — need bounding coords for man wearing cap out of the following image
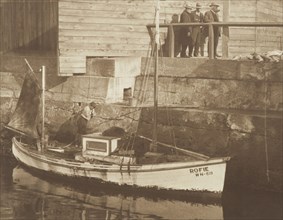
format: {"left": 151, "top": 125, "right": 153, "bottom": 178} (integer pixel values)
{"left": 191, "top": 3, "right": 204, "bottom": 57}
{"left": 180, "top": 3, "right": 193, "bottom": 58}
{"left": 75, "top": 101, "right": 96, "bottom": 145}
{"left": 204, "top": 2, "right": 221, "bottom": 58}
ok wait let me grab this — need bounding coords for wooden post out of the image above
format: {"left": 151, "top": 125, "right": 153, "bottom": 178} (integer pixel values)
{"left": 168, "top": 24, "right": 175, "bottom": 58}
{"left": 208, "top": 24, "right": 214, "bottom": 59}
{"left": 222, "top": 0, "right": 230, "bottom": 58}
{"left": 222, "top": 26, "right": 229, "bottom": 59}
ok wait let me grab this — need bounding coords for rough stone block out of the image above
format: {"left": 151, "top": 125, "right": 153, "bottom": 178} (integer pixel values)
{"left": 0, "top": 54, "right": 58, "bottom": 76}
{"left": 239, "top": 61, "right": 283, "bottom": 82}
{"left": 134, "top": 75, "right": 282, "bottom": 111}
{"left": 55, "top": 77, "right": 109, "bottom": 102}
{"left": 86, "top": 57, "right": 141, "bottom": 77}
{"left": 106, "top": 77, "right": 136, "bottom": 103}
{"left": 142, "top": 58, "right": 240, "bottom": 79}
{"left": 48, "top": 75, "right": 136, "bottom": 103}
{"left": 0, "top": 72, "right": 21, "bottom": 92}
{"left": 141, "top": 58, "right": 283, "bottom": 82}
{"left": 0, "top": 89, "right": 14, "bottom": 98}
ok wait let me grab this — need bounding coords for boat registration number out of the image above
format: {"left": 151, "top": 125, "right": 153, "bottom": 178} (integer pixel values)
{"left": 189, "top": 167, "right": 213, "bottom": 177}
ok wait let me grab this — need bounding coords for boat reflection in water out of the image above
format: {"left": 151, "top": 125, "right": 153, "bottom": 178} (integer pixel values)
{"left": 7, "top": 166, "right": 224, "bottom": 220}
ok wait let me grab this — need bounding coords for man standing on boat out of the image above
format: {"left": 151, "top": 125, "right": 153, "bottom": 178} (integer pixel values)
{"left": 180, "top": 3, "right": 193, "bottom": 58}
{"left": 75, "top": 102, "right": 96, "bottom": 145}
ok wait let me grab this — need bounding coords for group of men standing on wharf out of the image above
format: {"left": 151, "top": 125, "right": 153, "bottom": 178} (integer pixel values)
{"left": 163, "top": 2, "right": 221, "bottom": 59}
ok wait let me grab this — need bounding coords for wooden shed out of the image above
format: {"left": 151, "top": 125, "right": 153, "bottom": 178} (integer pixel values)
{"left": 59, "top": 0, "right": 283, "bottom": 75}
{"left": 1, "top": 0, "right": 282, "bottom": 76}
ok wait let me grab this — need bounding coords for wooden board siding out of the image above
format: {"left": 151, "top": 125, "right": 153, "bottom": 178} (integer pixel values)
{"left": 255, "top": 0, "right": 283, "bottom": 53}
{"left": 0, "top": 0, "right": 58, "bottom": 54}
{"left": 227, "top": 0, "right": 257, "bottom": 56}
{"left": 58, "top": 0, "right": 223, "bottom": 75}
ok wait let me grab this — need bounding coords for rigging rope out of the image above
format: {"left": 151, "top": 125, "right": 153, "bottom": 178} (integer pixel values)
{"left": 158, "top": 39, "right": 177, "bottom": 149}
{"left": 125, "top": 7, "right": 159, "bottom": 152}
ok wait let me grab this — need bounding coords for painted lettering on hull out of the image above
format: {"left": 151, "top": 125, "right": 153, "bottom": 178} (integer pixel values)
{"left": 189, "top": 167, "right": 213, "bottom": 177}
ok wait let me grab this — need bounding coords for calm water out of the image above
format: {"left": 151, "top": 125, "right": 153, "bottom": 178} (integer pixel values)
{"left": 0, "top": 156, "right": 282, "bottom": 220}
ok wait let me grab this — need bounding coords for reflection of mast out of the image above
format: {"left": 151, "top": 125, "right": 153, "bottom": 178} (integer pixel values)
{"left": 151, "top": 0, "right": 160, "bottom": 152}
{"left": 41, "top": 197, "right": 45, "bottom": 220}
{"left": 41, "top": 66, "right": 46, "bottom": 150}
{"left": 81, "top": 210, "right": 86, "bottom": 220}
{"left": 105, "top": 210, "right": 111, "bottom": 220}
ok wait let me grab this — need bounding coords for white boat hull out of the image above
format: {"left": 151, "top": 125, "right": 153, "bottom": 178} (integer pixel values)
{"left": 13, "top": 166, "right": 224, "bottom": 219}
{"left": 12, "top": 137, "right": 229, "bottom": 194}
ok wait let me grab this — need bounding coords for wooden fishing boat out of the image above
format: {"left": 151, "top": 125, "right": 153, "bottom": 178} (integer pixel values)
{"left": 8, "top": 1, "right": 230, "bottom": 196}
{"left": 12, "top": 135, "right": 229, "bottom": 193}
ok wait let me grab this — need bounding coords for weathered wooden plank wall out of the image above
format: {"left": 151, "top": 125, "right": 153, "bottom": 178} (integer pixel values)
{"left": 0, "top": 0, "right": 58, "bottom": 54}
{"left": 58, "top": 0, "right": 221, "bottom": 75}
{"left": 228, "top": 0, "right": 257, "bottom": 55}
{"left": 222, "top": 0, "right": 282, "bottom": 56}
{"left": 255, "top": 0, "right": 283, "bottom": 52}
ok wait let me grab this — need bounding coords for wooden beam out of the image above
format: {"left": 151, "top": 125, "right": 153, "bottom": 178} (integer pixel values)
{"left": 146, "top": 22, "right": 283, "bottom": 28}
{"left": 208, "top": 24, "right": 214, "bottom": 59}
{"left": 168, "top": 24, "right": 174, "bottom": 58}
{"left": 222, "top": 0, "right": 230, "bottom": 58}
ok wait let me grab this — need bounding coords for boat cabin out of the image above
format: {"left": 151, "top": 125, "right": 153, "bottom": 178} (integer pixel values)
{"left": 78, "top": 134, "right": 136, "bottom": 165}
{"left": 82, "top": 134, "right": 120, "bottom": 157}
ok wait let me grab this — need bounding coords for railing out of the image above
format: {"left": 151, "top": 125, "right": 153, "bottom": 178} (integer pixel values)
{"left": 146, "top": 22, "right": 283, "bottom": 59}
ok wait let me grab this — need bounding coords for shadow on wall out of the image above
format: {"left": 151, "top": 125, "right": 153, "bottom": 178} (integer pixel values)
{"left": 0, "top": 49, "right": 66, "bottom": 90}
{"left": 0, "top": 0, "right": 58, "bottom": 54}
{"left": 21, "top": 26, "right": 58, "bottom": 51}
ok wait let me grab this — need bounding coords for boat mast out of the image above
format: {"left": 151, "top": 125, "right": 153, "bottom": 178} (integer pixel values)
{"left": 41, "top": 66, "right": 46, "bottom": 150}
{"left": 151, "top": 0, "right": 160, "bottom": 151}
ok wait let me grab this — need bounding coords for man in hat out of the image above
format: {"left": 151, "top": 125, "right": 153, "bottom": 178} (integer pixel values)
{"left": 190, "top": 3, "right": 204, "bottom": 57}
{"left": 180, "top": 3, "right": 193, "bottom": 58}
{"left": 203, "top": 2, "right": 221, "bottom": 58}
{"left": 75, "top": 101, "right": 97, "bottom": 145}
{"left": 162, "top": 14, "right": 182, "bottom": 57}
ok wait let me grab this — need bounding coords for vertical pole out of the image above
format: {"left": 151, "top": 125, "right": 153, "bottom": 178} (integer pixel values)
{"left": 151, "top": 0, "right": 159, "bottom": 151}
{"left": 208, "top": 24, "right": 214, "bottom": 59}
{"left": 168, "top": 24, "right": 175, "bottom": 57}
{"left": 153, "top": 42, "right": 158, "bottom": 150}
{"left": 222, "top": 0, "right": 230, "bottom": 58}
{"left": 41, "top": 65, "right": 46, "bottom": 150}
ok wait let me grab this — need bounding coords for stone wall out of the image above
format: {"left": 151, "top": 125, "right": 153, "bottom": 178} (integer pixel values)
{"left": 134, "top": 58, "right": 282, "bottom": 111}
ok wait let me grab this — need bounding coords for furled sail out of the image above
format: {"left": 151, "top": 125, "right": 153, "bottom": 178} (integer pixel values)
{"left": 6, "top": 69, "right": 41, "bottom": 139}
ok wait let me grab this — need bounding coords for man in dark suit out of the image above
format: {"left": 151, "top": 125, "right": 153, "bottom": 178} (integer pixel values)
{"left": 204, "top": 2, "right": 221, "bottom": 58}
{"left": 180, "top": 3, "right": 193, "bottom": 58}
{"left": 162, "top": 14, "right": 182, "bottom": 57}
{"left": 191, "top": 3, "right": 204, "bottom": 57}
